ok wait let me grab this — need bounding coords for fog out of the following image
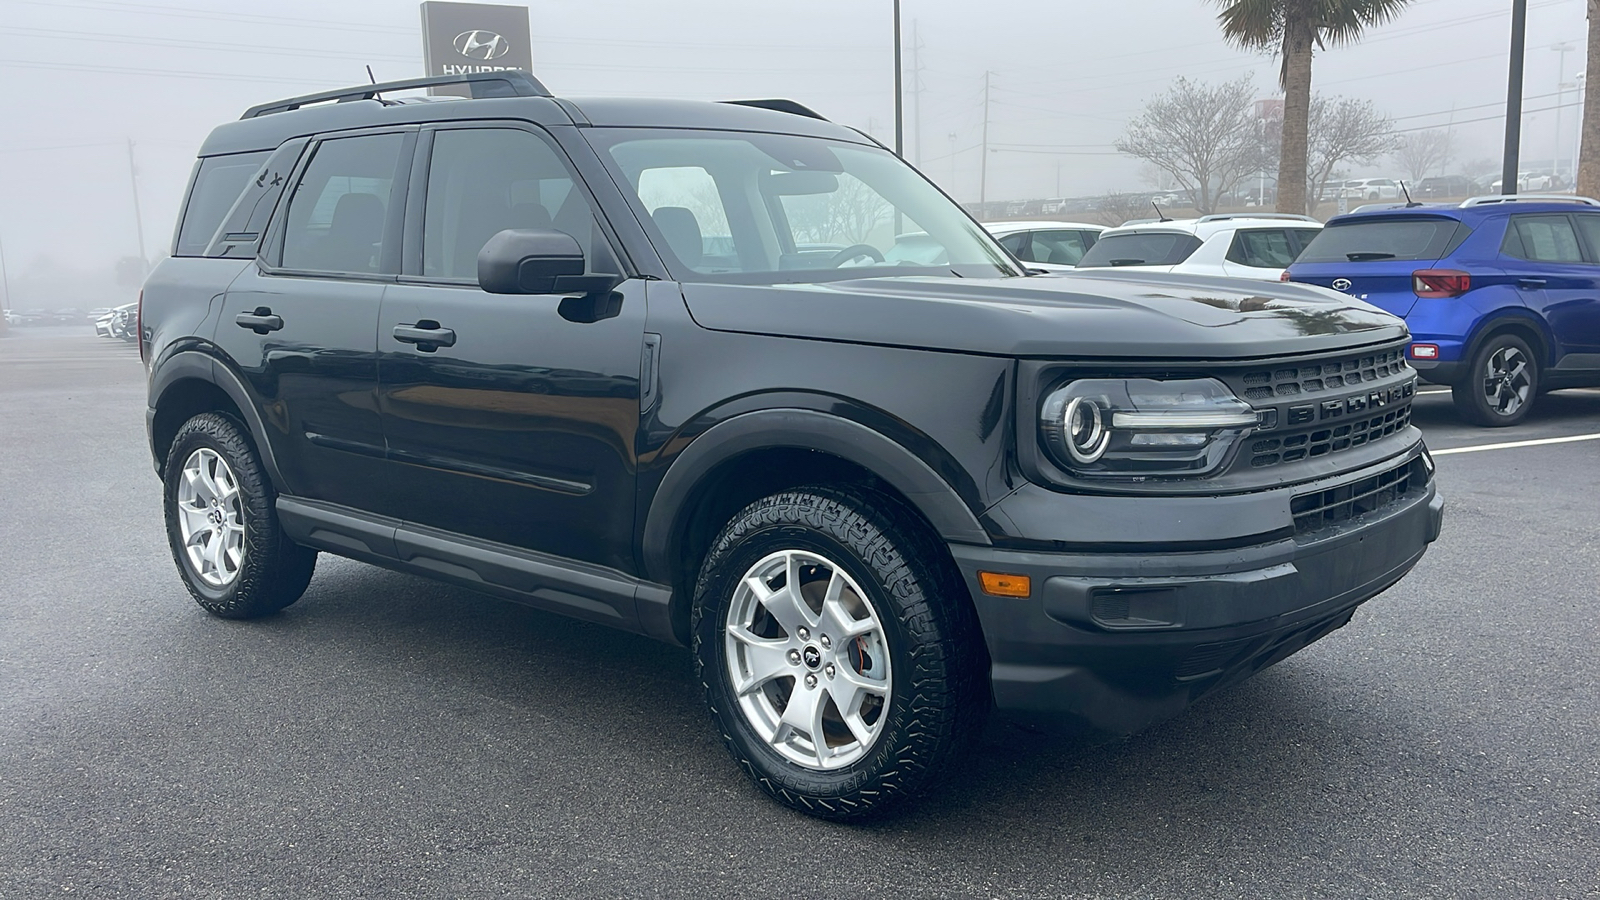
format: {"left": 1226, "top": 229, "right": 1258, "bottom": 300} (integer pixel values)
{"left": 0, "top": 0, "right": 1587, "bottom": 310}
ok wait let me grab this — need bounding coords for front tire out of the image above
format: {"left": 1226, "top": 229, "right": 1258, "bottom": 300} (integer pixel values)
{"left": 692, "top": 485, "right": 988, "bottom": 820}
{"left": 1452, "top": 333, "right": 1539, "bottom": 427}
{"left": 162, "top": 412, "right": 316, "bottom": 618}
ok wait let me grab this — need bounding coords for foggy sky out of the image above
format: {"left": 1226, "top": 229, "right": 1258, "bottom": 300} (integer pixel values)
{"left": 0, "top": 0, "right": 1588, "bottom": 306}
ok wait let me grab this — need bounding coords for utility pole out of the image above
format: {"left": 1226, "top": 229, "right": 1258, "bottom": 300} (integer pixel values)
{"left": 1553, "top": 42, "right": 1575, "bottom": 182}
{"left": 911, "top": 23, "right": 925, "bottom": 166}
{"left": 126, "top": 138, "right": 149, "bottom": 271}
{"left": 980, "top": 70, "right": 991, "bottom": 209}
{"left": 0, "top": 228, "right": 12, "bottom": 316}
{"left": 1502, "top": 0, "right": 1528, "bottom": 195}
{"left": 892, "top": 0, "right": 903, "bottom": 158}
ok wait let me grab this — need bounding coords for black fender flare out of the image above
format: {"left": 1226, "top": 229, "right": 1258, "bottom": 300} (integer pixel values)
{"left": 148, "top": 349, "right": 287, "bottom": 490}
{"left": 640, "top": 408, "right": 991, "bottom": 584}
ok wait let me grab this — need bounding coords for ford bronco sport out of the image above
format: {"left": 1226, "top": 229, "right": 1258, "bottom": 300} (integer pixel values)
{"left": 142, "top": 72, "right": 1443, "bottom": 819}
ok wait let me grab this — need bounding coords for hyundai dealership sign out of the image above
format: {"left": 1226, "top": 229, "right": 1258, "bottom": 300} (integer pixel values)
{"left": 420, "top": 2, "right": 533, "bottom": 95}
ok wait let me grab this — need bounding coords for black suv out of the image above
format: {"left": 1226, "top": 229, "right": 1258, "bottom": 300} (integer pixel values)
{"left": 142, "top": 72, "right": 1443, "bottom": 819}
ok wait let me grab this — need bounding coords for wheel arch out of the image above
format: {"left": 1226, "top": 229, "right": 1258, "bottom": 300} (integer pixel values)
{"left": 1465, "top": 310, "right": 1553, "bottom": 370}
{"left": 641, "top": 409, "right": 990, "bottom": 645}
{"left": 149, "top": 351, "right": 285, "bottom": 488}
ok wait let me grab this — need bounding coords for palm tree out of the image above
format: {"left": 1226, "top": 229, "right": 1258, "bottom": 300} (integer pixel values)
{"left": 1213, "top": 0, "right": 1414, "bottom": 215}
{"left": 1579, "top": 0, "right": 1600, "bottom": 198}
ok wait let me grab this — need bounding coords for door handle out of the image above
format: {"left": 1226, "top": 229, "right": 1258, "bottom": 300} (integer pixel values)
{"left": 393, "top": 321, "right": 456, "bottom": 351}
{"left": 235, "top": 308, "right": 284, "bottom": 334}
{"left": 1517, "top": 277, "right": 1547, "bottom": 289}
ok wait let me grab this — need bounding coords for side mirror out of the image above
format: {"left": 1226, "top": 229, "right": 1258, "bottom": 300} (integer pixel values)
{"left": 477, "top": 229, "right": 622, "bottom": 295}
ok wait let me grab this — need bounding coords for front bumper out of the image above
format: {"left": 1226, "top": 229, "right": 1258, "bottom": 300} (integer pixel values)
{"left": 951, "top": 466, "right": 1443, "bottom": 734}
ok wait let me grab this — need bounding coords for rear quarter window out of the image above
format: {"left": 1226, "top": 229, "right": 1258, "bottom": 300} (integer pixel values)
{"left": 1076, "top": 232, "right": 1202, "bottom": 268}
{"left": 174, "top": 152, "right": 270, "bottom": 257}
{"left": 1296, "top": 217, "right": 1465, "bottom": 264}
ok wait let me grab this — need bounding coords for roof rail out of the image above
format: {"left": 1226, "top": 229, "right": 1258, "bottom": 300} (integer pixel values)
{"left": 1350, "top": 202, "right": 1417, "bottom": 214}
{"left": 1195, "top": 213, "right": 1320, "bottom": 223}
{"left": 720, "top": 99, "right": 828, "bottom": 121}
{"left": 241, "top": 71, "right": 550, "bottom": 119}
{"left": 1460, "top": 194, "right": 1600, "bottom": 208}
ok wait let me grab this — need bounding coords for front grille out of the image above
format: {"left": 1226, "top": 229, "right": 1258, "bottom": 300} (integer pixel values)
{"left": 1291, "top": 458, "right": 1422, "bottom": 536}
{"left": 1250, "top": 404, "right": 1413, "bottom": 468}
{"left": 1239, "top": 348, "right": 1407, "bottom": 401}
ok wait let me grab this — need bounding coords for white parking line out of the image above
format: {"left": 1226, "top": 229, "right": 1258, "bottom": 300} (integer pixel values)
{"left": 1432, "top": 432, "right": 1600, "bottom": 456}
{"left": 1417, "top": 388, "right": 1451, "bottom": 395}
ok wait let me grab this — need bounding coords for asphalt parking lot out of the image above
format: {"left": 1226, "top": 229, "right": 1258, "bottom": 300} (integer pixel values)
{"left": 1, "top": 327, "right": 1597, "bottom": 899}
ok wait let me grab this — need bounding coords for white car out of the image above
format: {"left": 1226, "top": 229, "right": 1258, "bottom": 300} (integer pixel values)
{"left": 1069, "top": 214, "right": 1323, "bottom": 281}
{"left": 1341, "top": 178, "right": 1403, "bottom": 201}
{"left": 1490, "top": 172, "right": 1561, "bottom": 192}
{"left": 984, "top": 220, "right": 1106, "bottom": 271}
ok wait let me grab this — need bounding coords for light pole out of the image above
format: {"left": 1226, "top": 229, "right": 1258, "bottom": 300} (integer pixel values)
{"left": 1576, "top": 72, "right": 1588, "bottom": 184}
{"left": 892, "top": 0, "right": 903, "bottom": 158}
{"left": 1502, "top": 0, "right": 1528, "bottom": 195}
{"left": 1553, "top": 42, "right": 1575, "bottom": 183}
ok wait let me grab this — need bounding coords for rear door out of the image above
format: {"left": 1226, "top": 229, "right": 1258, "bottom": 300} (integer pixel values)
{"left": 1505, "top": 213, "right": 1600, "bottom": 360}
{"left": 216, "top": 129, "right": 412, "bottom": 508}
{"left": 375, "top": 123, "right": 646, "bottom": 572}
{"left": 1289, "top": 216, "right": 1466, "bottom": 318}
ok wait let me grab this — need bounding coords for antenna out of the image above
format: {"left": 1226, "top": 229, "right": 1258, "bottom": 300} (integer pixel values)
{"left": 366, "top": 65, "right": 377, "bottom": 84}
{"left": 1152, "top": 201, "right": 1171, "bottom": 222}
{"left": 1399, "top": 180, "right": 1422, "bottom": 208}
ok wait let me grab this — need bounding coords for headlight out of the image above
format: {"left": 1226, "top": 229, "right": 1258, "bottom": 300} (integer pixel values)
{"left": 1040, "top": 378, "right": 1258, "bottom": 477}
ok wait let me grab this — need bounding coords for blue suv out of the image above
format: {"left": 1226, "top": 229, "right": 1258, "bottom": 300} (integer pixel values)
{"left": 1287, "top": 196, "right": 1600, "bottom": 426}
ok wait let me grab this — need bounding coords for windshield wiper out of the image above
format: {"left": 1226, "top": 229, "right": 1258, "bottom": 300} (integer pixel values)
{"left": 1346, "top": 251, "right": 1395, "bottom": 261}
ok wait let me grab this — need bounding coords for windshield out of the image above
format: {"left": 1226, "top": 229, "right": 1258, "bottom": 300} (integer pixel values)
{"left": 590, "top": 129, "right": 1020, "bottom": 284}
{"left": 1296, "top": 218, "right": 1466, "bottom": 264}
{"left": 1076, "top": 232, "right": 1203, "bottom": 268}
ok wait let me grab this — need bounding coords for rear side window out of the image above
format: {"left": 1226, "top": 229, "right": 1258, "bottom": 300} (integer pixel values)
{"left": 1026, "top": 229, "right": 1093, "bottom": 266}
{"left": 1076, "top": 232, "right": 1202, "bottom": 268}
{"left": 1575, "top": 215, "right": 1600, "bottom": 263}
{"left": 1502, "top": 215, "right": 1585, "bottom": 263}
{"left": 174, "top": 152, "right": 270, "bottom": 257}
{"left": 1296, "top": 218, "right": 1463, "bottom": 264}
{"left": 1226, "top": 229, "right": 1297, "bottom": 268}
{"left": 280, "top": 133, "right": 405, "bottom": 274}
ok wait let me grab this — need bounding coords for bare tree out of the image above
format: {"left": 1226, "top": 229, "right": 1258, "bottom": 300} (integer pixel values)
{"left": 1307, "top": 95, "right": 1397, "bottom": 217}
{"left": 1092, "top": 191, "right": 1151, "bottom": 227}
{"left": 1392, "top": 129, "right": 1453, "bottom": 185}
{"left": 1116, "top": 75, "right": 1265, "bottom": 215}
{"left": 1581, "top": 0, "right": 1600, "bottom": 198}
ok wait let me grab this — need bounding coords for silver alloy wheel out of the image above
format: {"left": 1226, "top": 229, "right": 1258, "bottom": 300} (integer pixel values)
{"left": 1482, "top": 345, "right": 1532, "bottom": 417}
{"left": 175, "top": 447, "right": 245, "bottom": 587}
{"left": 724, "top": 550, "right": 892, "bottom": 770}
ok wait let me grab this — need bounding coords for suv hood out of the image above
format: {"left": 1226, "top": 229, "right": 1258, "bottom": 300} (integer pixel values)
{"left": 680, "top": 269, "right": 1407, "bottom": 359}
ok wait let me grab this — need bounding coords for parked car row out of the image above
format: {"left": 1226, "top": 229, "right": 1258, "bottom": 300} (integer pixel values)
{"left": 984, "top": 193, "right": 1600, "bottom": 427}
{"left": 3, "top": 307, "right": 90, "bottom": 326}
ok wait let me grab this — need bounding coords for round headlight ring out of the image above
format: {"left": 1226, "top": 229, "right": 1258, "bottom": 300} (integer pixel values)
{"left": 1062, "top": 396, "right": 1111, "bottom": 464}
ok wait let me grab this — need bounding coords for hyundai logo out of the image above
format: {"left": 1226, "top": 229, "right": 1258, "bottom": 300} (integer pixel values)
{"left": 453, "top": 30, "right": 510, "bottom": 60}
{"left": 1331, "top": 278, "right": 1353, "bottom": 292}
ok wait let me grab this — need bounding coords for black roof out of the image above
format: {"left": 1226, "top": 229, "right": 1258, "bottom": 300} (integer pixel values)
{"left": 199, "top": 71, "right": 866, "bottom": 156}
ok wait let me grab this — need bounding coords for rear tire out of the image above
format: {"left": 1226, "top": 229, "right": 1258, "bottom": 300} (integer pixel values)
{"left": 691, "top": 484, "right": 988, "bottom": 820}
{"left": 1452, "top": 333, "right": 1539, "bottom": 427}
{"left": 162, "top": 412, "right": 316, "bottom": 618}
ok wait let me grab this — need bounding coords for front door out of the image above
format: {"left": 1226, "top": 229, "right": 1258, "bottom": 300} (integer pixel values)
{"left": 376, "top": 124, "right": 645, "bottom": 572}
{"left": 215, "top": 130, "right": 411, "bottom": 507}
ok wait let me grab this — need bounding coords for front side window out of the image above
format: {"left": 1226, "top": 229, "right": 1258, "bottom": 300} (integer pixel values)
{"left": 422, "top": 127, "right": 606, "bottom": 280}
{"left": 1227, "top": 229, "right": 1297, "bottom": 268}
{"left": 175, "top": 151, "right": 270, "bottom": 257}
{"left": 280, "top": 133, "right": 404, "bottom": 274}
{"left": 1503, "top": 215, "right": 1585, "bottom": 263}
{"left": 592, "top": 129, "right": 1019, "bottom": 284}
{"left": 996, "top": 232, "right": 1030, "bottom": 256}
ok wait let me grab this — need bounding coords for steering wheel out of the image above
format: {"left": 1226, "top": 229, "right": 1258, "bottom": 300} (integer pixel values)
{"left": 827, "top": 244, "right": 886, "bottom": 267}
